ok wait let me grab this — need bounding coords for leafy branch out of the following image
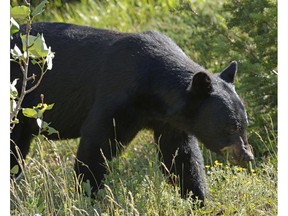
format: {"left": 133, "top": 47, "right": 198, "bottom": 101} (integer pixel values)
{"left": 10, "top": 0, "right": 55, "bottom": 133}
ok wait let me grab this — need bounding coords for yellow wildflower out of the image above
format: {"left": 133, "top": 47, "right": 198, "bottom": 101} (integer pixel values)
{"left": 214, "top": 160, "right": 223, "bottom": 166}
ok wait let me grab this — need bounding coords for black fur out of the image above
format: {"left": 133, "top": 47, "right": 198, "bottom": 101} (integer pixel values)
{"left": 11, "top": 23, "right": 253, "bottom": 205}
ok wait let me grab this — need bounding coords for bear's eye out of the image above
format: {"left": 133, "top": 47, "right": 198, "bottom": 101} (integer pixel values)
{"left": 229, "top": 127, "right": 238, "bottom": 134}
{"left": 228, "top": 124, "right": 241, "bottom": 134}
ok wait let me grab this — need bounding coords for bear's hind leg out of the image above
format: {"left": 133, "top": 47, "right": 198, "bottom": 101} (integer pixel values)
{"left": 75, "top": 105, "right": 142, "bottom": 196}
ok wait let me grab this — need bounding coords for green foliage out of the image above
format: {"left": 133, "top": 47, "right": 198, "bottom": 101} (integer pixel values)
{"left": 224, "top": 0, "right": 277, "bottom": 70}
{"left": 10, "top": 1, "right": 58, "bottom": 184}
{"left": 20, "top": 33, "right": 54, "bottom": 62}
{"left": 10, "top": 5, "right": 30, "bottom": 19}
{"left": 10, "top": 17, "right": 20, "bottom": 36}
{"left": 10, "top": 1, "right": 55, "bottom": 133}
{"left": 10, "top": 132, "right": 277, "bottom": 215}
{"left": 10, "top": 165, "right": 20, "bottom": 175}
{"left": 22, "top": 102, "right": 59, "bottom": 136}
{"left": 223, "top": 0, "right": 277, "bottom": 157}
{"left": 10, "top": 79, "right": 19, "bottom": 117}
{"left": 31, "top": 0, "right": 49, "bottom": 17}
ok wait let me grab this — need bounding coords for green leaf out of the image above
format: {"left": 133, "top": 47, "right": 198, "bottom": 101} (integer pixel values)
{"left": 47, "top": 126, "right": 59, "bottom": 136}
{"left": 35, "top": 103, "right": 43, "bottom": 109}
{"left": 11, "top": 165, "right": 19, "bottom": 175}
{"left": 22, "top": 108, "right": 38, "bottom": 119}
{"left": 36, "top": 119, "right": 59, "bottom": 136}
{"left": 10, "top": 79, "right": 19, "bottom": 98}
{"left": 11, "top": 6, "right": 30, "bottom": 19}
{"left": 10, "top": 45, "right": 23, "bottom": 60}
{"left": 10, "top": 99, "right": 17, "bottom": 113}
{"left": 20, "top": 33, "right": 55, "bottom": 68}
{"left": 35, "top": 103, "right": 54, "bottom": 116}
{"left": 10, "top": 17, "right": 20, "bottom": 35}
{"left": 36, "top": 118, "right": 49, "bottom": 129}
{"left": 32, "top": 0, "right": 49, "bottom": 17}
{"left": 83, "top": 180, "right": 92, "bottom": 197}
{"left": 31, "top": 59, "right": 38, "bottom": 65}
{"left": 46, "top": 103, "right": 54, "bottom": 110}
{"left": 46, "top": 47, "right": 55, "bottom": 70}
{"left": 21, "top": 33, "right": 50, "bottom": 58}
{"left": 11, "top": 118, "right": 19, "bottom": 125}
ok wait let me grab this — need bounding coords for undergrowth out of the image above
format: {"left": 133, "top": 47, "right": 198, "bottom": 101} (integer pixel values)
{"left": 10, "top": 130, "right": 277, "bottom": 215}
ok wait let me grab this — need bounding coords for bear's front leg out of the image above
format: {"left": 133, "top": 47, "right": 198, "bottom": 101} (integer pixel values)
{"left": 177, "top": 136, "right": 207, "bottom": 204}
{"left": 154, "top": 123, "right": 207, "bottom": 206}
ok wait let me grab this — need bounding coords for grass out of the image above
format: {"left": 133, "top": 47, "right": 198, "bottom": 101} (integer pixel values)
{"left": 10, "top": 130, "right": 277, "bottom": 215}
{"left": 10, "top": 0, "right": 277, "bottom": 215}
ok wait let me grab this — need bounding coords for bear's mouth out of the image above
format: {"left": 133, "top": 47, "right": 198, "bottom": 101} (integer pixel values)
{"left": 220, "top": 144, "right": 254, "bottom": 166}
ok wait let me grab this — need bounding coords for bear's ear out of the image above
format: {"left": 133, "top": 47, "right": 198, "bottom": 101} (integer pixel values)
{"left": 220, "top": 61, "right": 237, "bottom": 84}
{"left": 188, "top": 72, "right": 213, "bottom": 96}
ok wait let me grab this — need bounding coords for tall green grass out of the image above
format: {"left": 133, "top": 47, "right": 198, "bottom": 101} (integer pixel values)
{"left": 10, "top": 0, "right": 277, "bottom": 215}
{"left": 10, "top": 130, "right": 277, "bottom": 215}
{"left": 31, "top": 0, "right": 177, "bottom": 32}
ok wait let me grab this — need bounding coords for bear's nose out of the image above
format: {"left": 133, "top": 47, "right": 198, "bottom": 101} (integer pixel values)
{"left": 220, "top": 143, "right": 254, "bottom": 166}
{"left": 242, "top": 144, "right": 254, "bottom": 161}
{"left": 241, "top": 150, "right": 254, "bottom": 162}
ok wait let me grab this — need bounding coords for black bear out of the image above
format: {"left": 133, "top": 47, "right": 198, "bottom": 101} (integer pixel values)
{"left": 11, "top": 22, "right": 254, "bottom": 205}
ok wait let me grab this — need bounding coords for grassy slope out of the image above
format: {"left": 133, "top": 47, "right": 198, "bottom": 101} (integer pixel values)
{"left": 11, "top": 132, "right": 277, "bottom": 215}
{"left": 10, "top": 0, "right": 277, "bottom": 215}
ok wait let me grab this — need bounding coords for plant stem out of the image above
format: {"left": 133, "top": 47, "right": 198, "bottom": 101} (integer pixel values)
{"left": 10, "top": 15, "right": 32, "bottom": 133}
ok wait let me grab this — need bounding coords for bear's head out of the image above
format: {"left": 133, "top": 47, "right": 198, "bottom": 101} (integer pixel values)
{"left": 186, "top": 61, "right": 254, "bottom": 166}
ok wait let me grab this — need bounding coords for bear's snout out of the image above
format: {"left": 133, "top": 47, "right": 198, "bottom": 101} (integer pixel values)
{"left": 220, "top": 143, "right": 254, "bottom": 166}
